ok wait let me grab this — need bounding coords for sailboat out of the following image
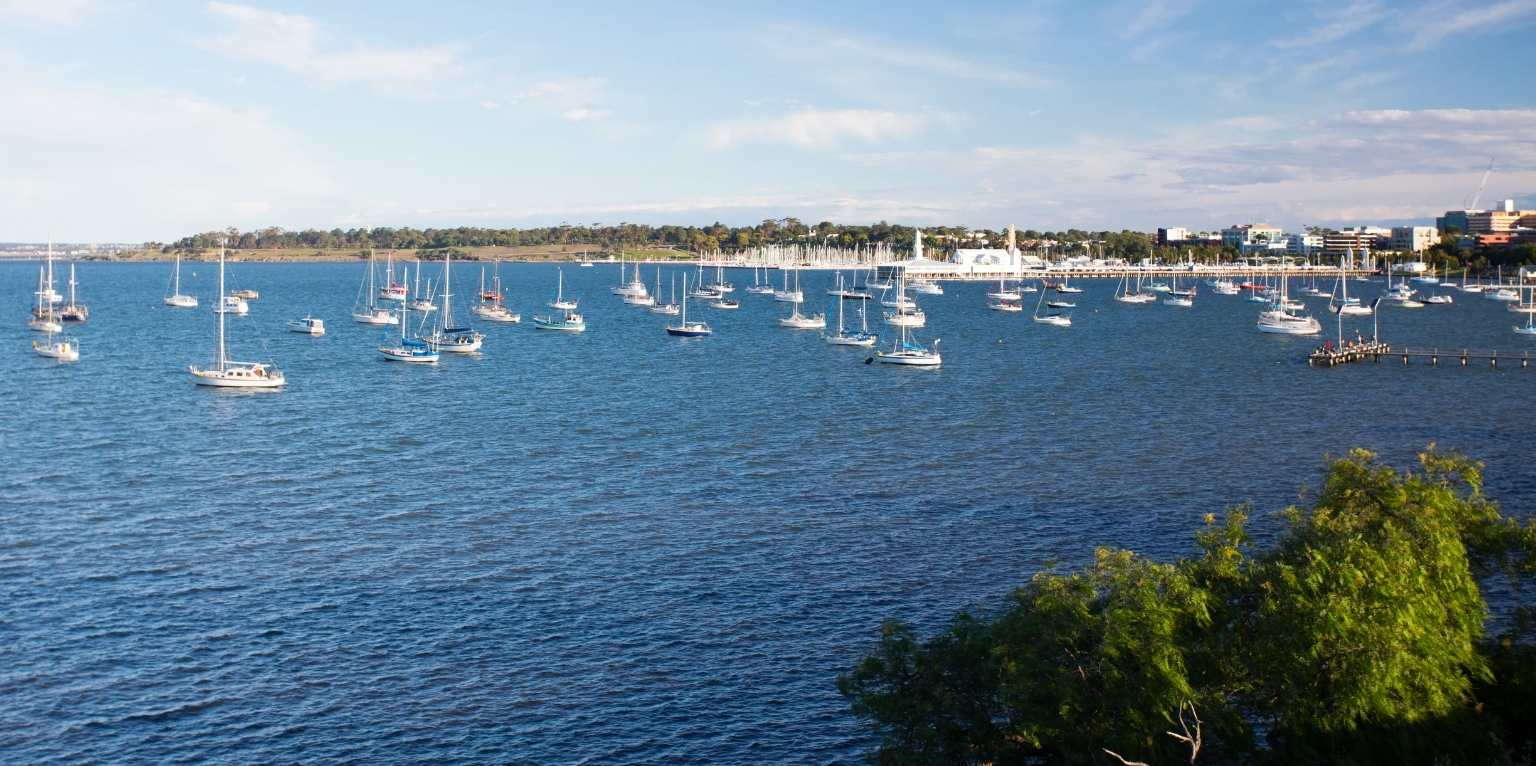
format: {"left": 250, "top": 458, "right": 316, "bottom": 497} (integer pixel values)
{"left": 409, "top": 262, "right": 438, "bottom": 311}
{"left": 666, "top": 275, "right": 713, "bottom": 337}
{"left": 422, "top": 250, "right": 484, "bottom": 352}
{"left": 745, "top": 265, "right": 775, "bottom": 295}
{"left": 472, "top": 263, "right": 520, "bottom": 322}
{"left": 1330, "top": 270, "right": 1372, "bottom": 315}
{"left": 379, "top": 249, "right": 409, "bottom": 301}
{"left": 31, "top": 261, "right": 77, "bottom": 360}
{"left": 60, "top": 265, "right": 88, "bottom": 322}
{"left": 711, "top": 263, "right": 734, "bottom": 293}
{"left": 1256, "top": 275, "right": 1321, "bottom": 334}
{"left": 1163, "top": 272, "right": 1193, "bottom": 306}
{"left": 1055, "top": 275, "right": 1083, "bottom": 294}
{"left": 1033, "top": 284, "right": 1071, "bottom": 326}
{"left": 28, "top": 268, "right": 62, "bottom": 333}
{"left": 379, "top": 302, "right": 439, "bottom": 362}
{"left": 988, "top": 274, "right": 1022, "bottom": 301}
{"left": 910, "top": 277, "right": 943, "bottom": 295}
{"left": 1114, "top": 273, "right": 1153, "bottom": 303}
{"left": 533, "top": 268, "right": 587, "bottom": 331}
{"left": 874, "top": 322, "right": 940, "bottom": 366}
{"left": 164, "top": 249, "right": 199, "bottom": 307}
{"left": 883, "top": 274, "right": 926, "bottom": 327}
{"left": 779, "top": 271, "right": 826, "bottom": 328}
{"left": 549, "top": 266, "right": 580, "bottom": 310}
{"left": 825, "top": 276, "right": 877, "bottom": 345}
{"left": 189, "top": 244, "right": 285, "bottom": 386}
{"left": 651, "top": 271, "right": 681, "bottom": 315}
{"left": 773, "top": 268, "right": 803, "bottom": 302}
{"left": 353, "top": 250, "right": 397, "bottom": 324}
{"left": 1516, "top": 286, "right": 1536, "bottom": 335}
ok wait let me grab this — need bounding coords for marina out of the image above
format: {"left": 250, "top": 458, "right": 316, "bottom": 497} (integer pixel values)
{"left": 7, "top": 257, "right": 1534, "bottom": 765}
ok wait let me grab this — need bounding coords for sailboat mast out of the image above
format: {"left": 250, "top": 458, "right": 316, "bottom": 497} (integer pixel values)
{"left": 174, "top": 250, "right": 181, "bottom": 295}
{"left": 218, "top": 241, "right": 227, "bottom": 371}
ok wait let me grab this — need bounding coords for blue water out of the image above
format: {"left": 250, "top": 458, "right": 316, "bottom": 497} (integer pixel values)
{"left": 3, "top": 261, "right": 1532, "bottom": 764}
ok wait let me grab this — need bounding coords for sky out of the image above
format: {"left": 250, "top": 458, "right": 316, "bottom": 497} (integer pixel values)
{"left": 2, "top": 0, "right": 1534, "bottom": 242}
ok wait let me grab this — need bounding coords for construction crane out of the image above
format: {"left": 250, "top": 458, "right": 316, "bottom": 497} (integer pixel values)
{"left": 1467, "top": 158, "right": 1495, "bottom": 211}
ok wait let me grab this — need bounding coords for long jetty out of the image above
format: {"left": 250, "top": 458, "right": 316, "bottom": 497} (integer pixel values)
{"left": 1310, "top": 344, "right": 1535, "bottom": 368}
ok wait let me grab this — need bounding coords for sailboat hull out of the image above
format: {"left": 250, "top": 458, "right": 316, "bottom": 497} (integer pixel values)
{"left": 876, "top": 351, "right": 941, "bottom": 366}
{"left": 33, "top": 341, "right": 79, "bottom": 360}
{"left": 825, "top": 334, "right": 877, "bottom": 346}
{"left": 189, "top": 366, "right": 286, "bottom": 387}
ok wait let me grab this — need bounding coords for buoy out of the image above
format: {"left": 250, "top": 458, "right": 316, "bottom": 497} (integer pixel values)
{"left": 864, "top": 357, "right": 873, "bottom": 364}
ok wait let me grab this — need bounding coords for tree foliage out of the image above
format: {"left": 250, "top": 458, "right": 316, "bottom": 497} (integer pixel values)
{"left": 840, "top": 448, "right": 1536, "bottom": 765}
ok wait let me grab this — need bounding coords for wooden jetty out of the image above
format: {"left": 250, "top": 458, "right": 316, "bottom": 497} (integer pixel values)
{"left": 1310, "top": 344, "right": 1535, "bottom": 368}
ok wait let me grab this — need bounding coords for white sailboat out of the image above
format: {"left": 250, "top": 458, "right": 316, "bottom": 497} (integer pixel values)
{"left": 549, "top": 267, "right": 580, "bottom": 311}
{"left": 353, "top": 250, "right": 397, "bottom": 324}
{"left": 533, "top": 268, "right": 587, "bottom": 331}
{"left": 1330, "top": 271, "right": 1372, "bottom": 315}
{"left": 882, "top": 275, "right": 926, "bottom": 327}
{"left": 189, "top": 244, "right": 285, "bottom": 387}
{"left": 379, "top": 302, "right": 439, "bottom": 362}
{"left": 1256, "top": 275, "right": 1321, "bottom": 334}
{"left": 164, "top": 249, "right": 199, "bottom": 307}
{"left": 423, "top": 249, "right": 484, "bottom": 352}
{"left": 1033, "top": 284, "right": 1071, "bottom": 326}
{"left": 409, "top": 262, "right": 438, "bottom": 311}
{"left": 28, "top": 267, "right": 62, "bottom": 332}
{"left": 472, "top": 263, "right": 521, "bottom": 322}
{"left": 31, "top": 260, "right": 78, "bottom": 359}
{"left": 773, "top": 268, "right": 803, "bottom": 303}
{"left": 745, "top": 265, "right": 775, "bottom": 295}
{"left": 778, "top": 270, "right": 825, "bottom": 327}
{"left": 651, "top": 271, "right": 681, "bottom": 315}
{"left": 826, "top": 275, "right": 878, "bottom": 345}
{"left": 874, "top": 323, "right": 940, "bottom": 366}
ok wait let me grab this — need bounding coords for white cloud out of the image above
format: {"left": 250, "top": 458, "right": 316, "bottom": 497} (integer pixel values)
{"left": 1107, "top": 0, "right": 1205, "bottom": 38}
{"left": 1400, "top": 0, "right": 1536, "bottom": 49}
{"left": 758, "top": 26, "right": 1048, "bottom": 93}
{"left": 562, "top": 107, "right": 610, "bottom": 121}
{"left": 0, "top": 72, "right": 331, "bottom": 239}
{"left": 1271, "top": 1, "right": 1387, "bottom": 48}
{"left": 707, "top": 109, "right": 934, "bottom": 150}
{"left": 197, "top": 2, "right": 468, "bottom": 96}
{"left": 0, "top": 0, "right": 110, "bottom": 26}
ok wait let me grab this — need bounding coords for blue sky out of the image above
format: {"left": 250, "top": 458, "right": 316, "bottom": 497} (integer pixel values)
{"left": 2, "top": 0, "right": 1534, "bottom": 241}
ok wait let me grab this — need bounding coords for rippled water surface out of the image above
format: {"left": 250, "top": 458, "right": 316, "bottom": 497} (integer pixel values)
{"left": 3, "top": 261, "right": 1533, "bottom": 764}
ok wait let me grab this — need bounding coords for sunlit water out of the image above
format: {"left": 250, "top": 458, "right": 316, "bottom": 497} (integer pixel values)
{"left": 3, "top": 261, "right": 1532, "bottom": 763}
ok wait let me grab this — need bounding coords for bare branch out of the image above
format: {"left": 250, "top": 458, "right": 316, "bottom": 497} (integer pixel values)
{"left": 1103, "top": 749, "right": 1151, "bottom": 766}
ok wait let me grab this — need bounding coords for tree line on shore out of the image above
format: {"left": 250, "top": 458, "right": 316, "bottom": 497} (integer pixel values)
{"left": 838, "top": 448, "right": 1536, "bottom": 765}
{"left": 155, "top": 222, "right": 1161, "bottom": 261}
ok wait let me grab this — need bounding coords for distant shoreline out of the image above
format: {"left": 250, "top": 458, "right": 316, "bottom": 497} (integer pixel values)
{"left": 0, "top": 246, "right": 694, "bottom": 263}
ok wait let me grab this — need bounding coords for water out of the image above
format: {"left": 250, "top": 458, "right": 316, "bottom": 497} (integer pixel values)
{"left": 3, "top": 262, "right": 1532, "bottom": 764}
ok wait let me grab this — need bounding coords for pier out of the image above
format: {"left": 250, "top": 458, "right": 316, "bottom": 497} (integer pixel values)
{"left": 1310, "top": 345, "right": 1535, "bottom": 368}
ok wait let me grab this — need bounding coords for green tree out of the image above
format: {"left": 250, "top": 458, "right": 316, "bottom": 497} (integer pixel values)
{"left": 841, "top": 448, "right": 1536, "bottom": 765}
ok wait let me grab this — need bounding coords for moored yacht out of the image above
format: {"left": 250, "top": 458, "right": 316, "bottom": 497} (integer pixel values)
{"left": 190, "top": 244, "right": 286, "bottom": 387}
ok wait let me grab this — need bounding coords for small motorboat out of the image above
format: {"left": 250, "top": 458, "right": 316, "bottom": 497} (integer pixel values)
{"left": 708, "top": 299, "right": 740, "bottom": 309}
{"left": 231, "top": 289, "right": 258, "bottom": 300}
{"left": 286, "top": 316, "right": 325, "bottom": 334}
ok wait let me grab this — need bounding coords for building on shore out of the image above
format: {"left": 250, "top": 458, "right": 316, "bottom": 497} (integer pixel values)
{"left": 1437, "top": 200, "right": 1536, "bottom": 234}
{"left": 1221, "top": 223, "right": 1284, "bottom": 249}
{"left": 1389, "top": 226, "right": 1439, "bottom": 253}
